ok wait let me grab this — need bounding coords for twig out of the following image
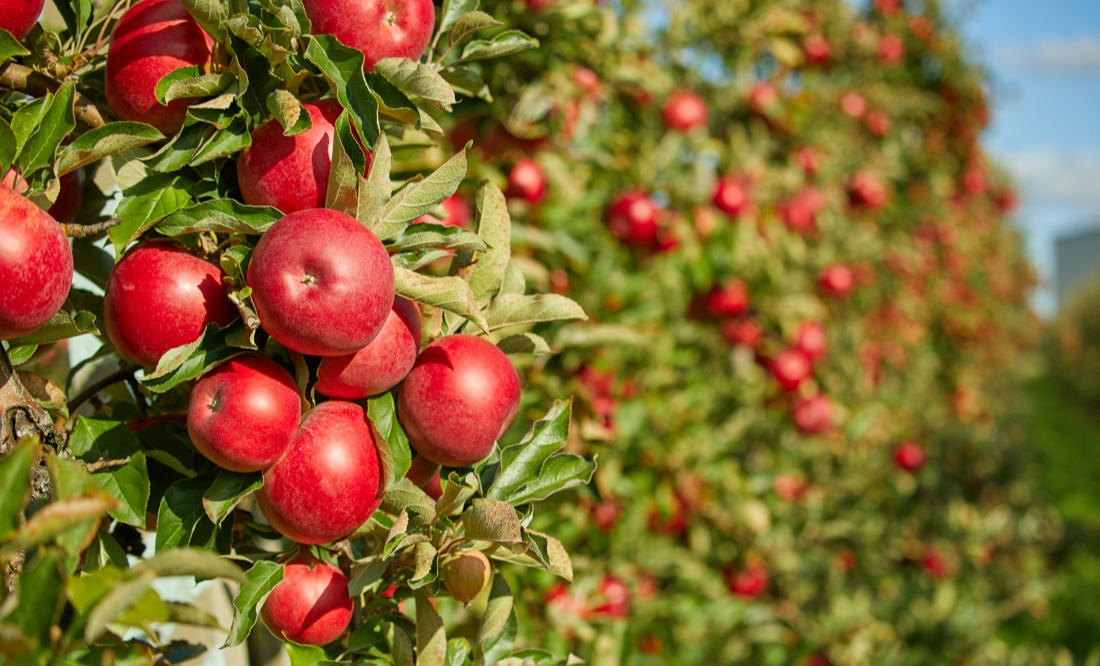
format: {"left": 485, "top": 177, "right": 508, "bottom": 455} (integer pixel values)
{"left": 61, "top": 216, "right": 121, "bottom": 239}
{"left": 66, "top": 363, "right": 140, "bottom": 413}
{"left": 82, "top": 456, "right": 131, "bottom": 473}
{"left": 0, "top": 62, "right": 107, "bottom": 129}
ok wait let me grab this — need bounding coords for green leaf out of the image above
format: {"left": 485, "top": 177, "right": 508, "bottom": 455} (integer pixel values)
{"left": 496, "top": 333, "right": 551, "bottom": 356}
{"left": 369, "top": 74, "right": 419, "bottom": 125}
{"left": 483, "top": 294, "right": 587, "bottom": 331}
{"left": 0, "top": 29, "right": 30, "bottom": 63}
{"left": 439, "top": 0, "right": 480, "bottom": 35}
{"left": 394, "top": 269, "right": 488, "bottom": 332}
{"left": 56, "top": 122, "right": 163, "bottom": 176}
{"left": 0, "top": 119, "right": 15, "bottom": 176}
{"left": 84, "top": 572, "right": 156, "bottom": 643}
{"left": 461, "top": 499, "right": 521, "bottom": 544}
{"left": 326, "top": 111, "right": 365, "bottom": 215}
{"left": 435, "top": 472, "right": 479, "bottom": 518}
{"left": 4, "top": 311, "right": 99, "bottom": 348}
{"left": 0, "top": 439, "right": 38, "bottom": 539}
{"left": 440, "top": 67, "right": 492, "bottom": 101}
{"left": 304, "top": 34, "right": 380, "bottom": 145}
{"left": 380, "top": 479, "right": 436, "bottom": 524}
{"left": 94, "top": 451, "right": 150, "bottom": 528}
{"left": 131, "top": 548, "right": 245, "bottom": 581}
{"left": 374, "top": 58, "right": 457, "bottom": 111}
{"left": 155, "top": 474, "right": 216, "bottom": 552}
{"left": 225, "top": 560, "right": 284, "bottom": 647}
{"left": 267, "top": 89, "right": 311, "bottom": 135}
{"left": 368, "top": 393, "right": 412, "bottom": 488}
{"left": 347, "top": 555, "right": 388, "bottom": 597}
{"left": 475, "top": 576, "right": 517, "bottom": 665}
{"left": 155, "top": 67, "right": 235, "bottom": 104}
{"left": 69, "top": 417, "right": 142, "bottom": 463}
{"left": 180, "top": 0, "right": 230, "bottom": 40}
{"left": 487, "top": 400, "right": 595, "bottom": 506}
{"left": 155, "top": 198, "right": 281, "bottom": 236}
{"left": 444, "top": 639, "right": 472, "bottom": 666}
{"left": 486, "top": 530, "right": 572, "bottom": 581}
{"left": 109, "top": 174, "right": 192, "bottom": 254}
{"left": 9, "top": 550, "right": 64, "bottom": 642}
{"left": 373, "top": 147, "right": 468, "bottom": 241}
{"left": 458, "top": 31, "right": 538, "bottom": 63}
{"left": 387, "top": 225, "right": 487, "bottom": 254}
{"left": 2, "top": 493, "right": 115, "bottom": 558}
{"left": 10, "top": 97, "right": 48, "bottom": 159}
{"left": 448, "top": 11, "right": 503, "bottom": 41}
{"left": 465, "top": 182, "right": 511, "bottom": 304}
{"left": 140, "top": 324, "right": 239, "bottom": 394}
{"left": 359, "top": 131, "right": 392, "bottom": 226}
{"left": 72, "top": 240, "right": 116, "bottom": 290}
{"left": 286, "top": 642, "right": 336, "bottom": 666}
{"left": 202, "top": 469, "right": 263, "bottom": 526}
{"left": 18, "top": 82, "right": 76, "bottom": 177}
{"left": 416, "top": 590, "right": 447, "bottom": 666}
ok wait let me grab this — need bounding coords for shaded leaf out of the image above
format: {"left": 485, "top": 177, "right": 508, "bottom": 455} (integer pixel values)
{"left": 225, "top": 560, "right": 283, "bottom": 647}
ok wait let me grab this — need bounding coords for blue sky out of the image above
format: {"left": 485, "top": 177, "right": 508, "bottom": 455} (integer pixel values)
{"left": 948, "top": 0, "right": 1100, "bottom": 314}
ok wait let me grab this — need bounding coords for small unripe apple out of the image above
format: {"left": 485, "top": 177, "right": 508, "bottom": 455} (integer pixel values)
{"left": 0, "top": 0, "right": 44, "bottom": 40}
{"left": 187, "top": 355, "right": 301, "bottom": 472}
{"left": 247, "top": 208, "right": 394, "bottom": 356}
{"left": 713, "top": 177, "right": 749, "bottom": 217}
{"left": 48, "top": 169, "right": 86, "bottom": 225}
{"left": 893, "top": 441, "right": 925, "bottom": 472}
{"left": 506, "top": 158, "right": 546, "bottom": 204}
{"left": 398, "top": 334, "right": 521, "bottom": 467}
{"left": 105, "top": 0, "right": 213, "bottom": 135}
{"left": 238, "top": 101, "right": 361, "bottom": 214}
{"left": 793, "top": 394, "right": 833, "bottom": 434}
{"left": 662, "top": 91, "right": 708, "bottom": 131}
{"left": 302, "top": 0, "right": 434, "bottom": 70}
{"left": 316, "top": 297, "right": 421, "bottom": 399}
{"left": 794, "top": 321, "right": 828, "bottom": 363}
{"left": 727, "top": 563, "right": 768, "bottom": 598}
{"left": 441, "top": 550, "right": 491, "bottom": 604}
{"left": 104, "top": 241, "right": 237, "bottom": 367}
{"left": 0, "top": 187, "right": 73, "bottom": 340}
{"left": 770, "top": 349, "right": 812, "bottom": 392}
{"left": 261, "top": 556, "right": 353, "bottom": 645}
{"left": 606, "top": 190, "right": 660, "bottom": 247}
{"left": 819, "top": 263, "right": 856, "bottom": 299}
{"left": 257, "top": 400, "right": 383, "bottom": 544}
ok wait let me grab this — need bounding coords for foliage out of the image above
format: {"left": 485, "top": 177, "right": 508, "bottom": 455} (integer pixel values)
{"left": 1048, "top": 271, "right": 1100, "bottom": 409}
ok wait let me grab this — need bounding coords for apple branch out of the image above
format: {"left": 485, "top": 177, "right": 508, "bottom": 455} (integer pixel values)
{"left": 0, "top": 62, "right": 107, "bottom": 129}
{"left": 62, "top": 216, "right": 121, "bottom": 239}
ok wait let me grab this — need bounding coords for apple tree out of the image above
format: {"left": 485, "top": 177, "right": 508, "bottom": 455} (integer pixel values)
{"left": 0, "top": 0, "right": 596, "bottom": 664}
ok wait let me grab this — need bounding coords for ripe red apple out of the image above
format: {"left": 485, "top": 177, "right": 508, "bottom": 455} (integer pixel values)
{"left": 571, "top": 65, "right": 603, "bottom": 100}
{"left": 261, "top": 556, "right": 353, "bottom": 645}
{"left": 187, "top": 355, "right": 301, "bottom": 472}
{"left": 893, "top": 441, "right": 925, "bottom": 472}
{"left": 819, "top": 263, "right": 856, "bottom": 299}
{"left": 922, "top": 546, "right": 950, "bottom": 580}
{"left": 865, "top": 109, "right": 891, "bottom": 137}
{"left": 398, "top": 334, "right": 521, "bottom": 467}
{"left": 104, "top": 0, "right": 213, "bottom": 135}
{"left": 794, "top": 146, "right": 820, "bottom": 176}
{"left": 0, "top": 0, "right": 44, "bottom": 40}
{"left": 878, "top": 34, "right": 906, "bottom": 64}
{"left": 441, "top": 550, "right": 491, "bottom": 604}
{"left": 702, "top": 278, "right": 750, "bottom": 318}
{"left": 405, "top": 454, "right": 442, "bottom": 500}
{"left": 48, "top": 169, "right": 85, "bottom": 225}
{"left": 847, "top": 171, "right": 888, "bottom": 210}
{"left": 713, "top": 177, "right": 749, "bottom": 217}
{"left": 727, "top": 563, "right": 768, "bottom": 598}
{"left": 606, "top": 190, "right": 660, "bottom": 247}
{"left": 302, "top": 0, "right": 434, "bottom": 71}
{"left": 770, "top": 348, "right": 812, "bottom": 392}
{"left": 257, "top": 400, "right": 383, "bottom": 544}
{"left": 413, "top": 194, "right": 472, "bottom": 228}
{"left": 316, "top": 297, "right": 421, "bottom": 399}
{"left": 104, "top": 241, "right": 237, "bottom": 367}
{"left": 662, "top": 91, "right": 709, "bottom": 131}
{"left": 803, "top": 34, "right": 831, "bottom": 65}
{"left": 793, "top": 394, "right": 833, "bottom": 434}
{"left": 794, "top": 321, "right": 828, "bottom": 363}
{"left": 773, "top": 473, "right": 808, "bottom": 502}
{"left": 748, "top": 81, "right": 779, "bottom": 115}
{"left": 840, "top": 91, "right": 867, "bottom": 119}
{"left": 588, "top": 574, "right": 630, "bottom": 619}
{"left": 506, "top": 158, "right": 546, "bottom": 204}
{"left": 0, "top": 187, "right": 73, "bottom": 340}
{"left": 237, "top": 101, "right": 357, "bottom": 214}
{"left": 720, "top": 317, "right": 763, "bottom": 349}
{"left": 247, "top": 208, "right": 394, "bottom": 356}
{"left": 779, "top": 188, "right": 826, "bottom": 234}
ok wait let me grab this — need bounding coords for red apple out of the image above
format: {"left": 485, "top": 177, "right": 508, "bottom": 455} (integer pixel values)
{"left": 261, "top": 556, "right": 353, "bottom": 645}
{"left": 703, "top": 278, "right": 750, "bottom": 318}
{"left": 257, "top": 400, "right": 383, "bottom": 544}
{"left": 803, "top": 34, "right": 831, "bottom": 65}
{"left": 405, "top": 454, "right": 443, "bottom": 500}
{"left": 398, "top": 334, "right": 521, "bottom": 467}
{"left": 412, "top": 194, "right": 472, "bottom": 228}
{"left": 793, "top": 394, "right": 833, "bottom": 434}
{"left": 893, "top": 441, "right": 925, "bottom": 472}
{"left": 302, "top": 0, "right": 435, "bottom": 71}
{"left": 506, "top": 158, "right": 546, "bottom": 204}
{"left": 878, "top": 34, "right": 906, "bottom": 65}
{"left": 794, "top": 321, "right": 827, "bottom": 363}
{"left": 187, "top": 355, "right": 301, "bottom": 472}
{"left": 105, "top": 0, "right": 213, "bottom": 135}
{"left": 606, "top": 190, "right": 660, "bottom": 247}
{"left": 247, "top": 208, "right": 394, "bottom": 356}
{"left": 748, "top": 81, "right": 779, "bottom": 115}
{"left": 662, "top": 91, "right": 709, "bottom": 131}
{"left": 572, "top": 65, "right": 603, "bottom": 100}
{"left": 104, "top": 241, "right": 237, "bottom": 367}
{"left": 713, "top": 177, "right": 749, "bottom": 217}
{"left": 588, "top": 574, "right": 630, "bottom": 619}
{"left": 779, "top": 188, "right": 825, "bottom": 234}
{"left": 48, "top": 169, "right": 85, "bottom": 225}
{"left": 819, "top": 263, "right": 856, "bottom": 299}
{"left": 237, "top": 101, "right": 363, "bottom": 214}
{"left": 0, "top": 0, "right": 44, "bottom": 39}
{"left": 840, "top": 91, "right": 867, "bottom": 119}
{"left": 770, "top": 348, "right": 812, "bottom": 392}
{"left": 922, "top": 546, "right": 950, "bottom": 580}
{"left": 794, "top": 147, "right": 820, "bottom": 176}
{"left": 865, "top": 109, "right": 891, "bottom": 137}
{"left": 316, "top": 297, "right": 421, "bottom": 399}
{"left": 774, "top": 473, "right": 808, "bottom": 502}
{"left": 0, "top": 187, "right": 73, "bottom": 340}
{"left": 727, "top": 563, "right": 768, "bottom": 598}
{"left": 720, "top": 317, "right": 762, "bottom": 348}
{"left": 847, "top": 171, "right": 888, "bottom": 210}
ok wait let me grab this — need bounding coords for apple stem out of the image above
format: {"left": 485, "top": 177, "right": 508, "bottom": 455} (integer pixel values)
{"left": 61, "top": 216, "right": 121, "bottom": 239}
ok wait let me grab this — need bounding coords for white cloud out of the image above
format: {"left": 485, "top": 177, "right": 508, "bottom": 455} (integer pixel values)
{"left": 996, "top": 34, "right": 1100, "bottom": 75}
{"left": 999, "top": 147, "right": 1100, "bottom": 211}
